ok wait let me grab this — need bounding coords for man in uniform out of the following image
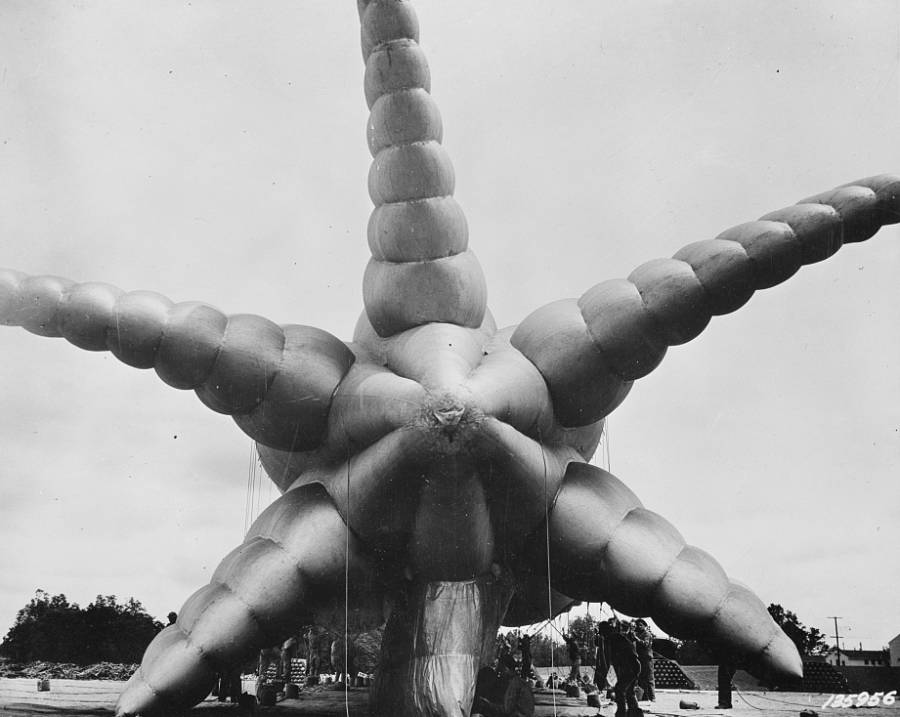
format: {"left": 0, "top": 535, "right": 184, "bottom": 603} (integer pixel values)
{"left": 563, "top": 632, "right": 583, "bottom": 682}
{"left": 634, "top": 619, "right": 655, "bottom": 701}
{"left": 604, "top": 620, "right": 643, "bottom": 717}
{"left": 715, "top": 646, "right": 738, "bottom": 709}
{"left": 518, "top": 632, "right": 533, "bottom": 679}
{"left": 594, "top": 620, "right": 614, "bottom": 691}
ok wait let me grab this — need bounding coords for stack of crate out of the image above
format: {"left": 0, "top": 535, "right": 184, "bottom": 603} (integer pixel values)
{"left": 289, "top": 657, "right": 307, "bottom": 685}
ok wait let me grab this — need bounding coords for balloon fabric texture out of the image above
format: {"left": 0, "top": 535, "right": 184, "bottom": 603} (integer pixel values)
{"left": 1, "top": 3, "right": 899, "bottom": 716}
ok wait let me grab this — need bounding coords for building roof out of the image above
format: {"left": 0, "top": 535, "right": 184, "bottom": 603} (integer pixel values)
{"left": 828, "top": 648, "right": 888, "bottom": 660}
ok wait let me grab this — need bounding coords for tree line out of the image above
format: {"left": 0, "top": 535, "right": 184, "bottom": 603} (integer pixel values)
{"left": 0, "top": 590, "right": 162, "bottom": 664}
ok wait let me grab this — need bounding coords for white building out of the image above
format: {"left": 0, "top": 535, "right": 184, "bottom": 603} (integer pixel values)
{"left": 889, "top": 634, "right": 900, "bottom": 667}
{"left": 825, "top": 647, "right": 890, "bottom": 667}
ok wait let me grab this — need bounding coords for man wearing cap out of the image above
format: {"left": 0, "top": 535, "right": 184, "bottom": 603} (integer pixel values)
{"left": 605, "top": 620, "right": 643, "bottom": 717}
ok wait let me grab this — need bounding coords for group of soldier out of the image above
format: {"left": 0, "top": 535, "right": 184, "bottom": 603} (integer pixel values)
{"left": 206, "top": 625, "right": 360, "bottom": 706}
{"left": 587, "top": 618, "right": 655, "bottom": 717}
{"left": 496, "top": 631, "right": 534, "bottom": 680}
{"left": 497, "top": 618, "right": 656, "bottom": 717}
{"left": 257, "top": 627, "right": 357, "bottom": 685}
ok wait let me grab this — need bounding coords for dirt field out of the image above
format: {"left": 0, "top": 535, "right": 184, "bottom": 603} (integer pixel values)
{"left": 2, "top": 678, "right": 899, "bottom": 717}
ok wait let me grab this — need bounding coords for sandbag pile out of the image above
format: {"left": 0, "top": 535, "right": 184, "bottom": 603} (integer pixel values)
{"left": 0, "top": 660, "right": 139, "bottom": 680}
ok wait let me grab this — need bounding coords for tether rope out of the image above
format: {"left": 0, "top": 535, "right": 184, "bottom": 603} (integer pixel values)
{"left": 734, "top": 684, "right": 820, "bottom": 711}
{"left": 604, "top": 418, "right": 612, "bottom": 473}
{"left": 538, "top": 428, "right": 558, "bottom": 717}
{"left": 344, "top": 447, "right": 351, "bottom": 717}
{"left": 244, "top": 443, "right": 254, "bottom": 536}
{"left": 244, "top": 442, "right": 263, "bottom": 536}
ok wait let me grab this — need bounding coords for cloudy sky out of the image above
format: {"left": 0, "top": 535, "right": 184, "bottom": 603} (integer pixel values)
{"left": 1, "top": 2, "right": 898, "bottom": 653}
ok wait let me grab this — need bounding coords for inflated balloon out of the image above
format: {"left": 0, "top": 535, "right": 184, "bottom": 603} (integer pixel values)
{"left": 1, "top": 3, "right": 898, "bottom": 717}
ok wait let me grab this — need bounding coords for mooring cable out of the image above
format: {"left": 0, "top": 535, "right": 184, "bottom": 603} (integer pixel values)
{"left": 538, "top": 428, "right": 559, "bottom": 717}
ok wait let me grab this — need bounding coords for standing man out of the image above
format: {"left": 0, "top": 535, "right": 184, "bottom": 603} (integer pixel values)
{"left": 331, "top": 635, "right": 357, "bottom": 685}
{"left": 594, "top": 620, "right": 614, "bottom": 691}
{"left": 634, "top": 620, "right": 655, "bottom": 702}
{"left": 715, "top": 647, "right": 738, "bottom": 709}
{"left": 305, "top": 627, "right": 321, "bottom": 679}
{"left": 496, "top": 633, "right": 517, "bottom": 674}
{"left": 563, "top": 632, "right": 583, "bottom": 682}
{"left": 606, "top": 620, "right": 643, "bottom": 717}
{"left": 519, "top": 632, "right": 533, "bottom": 679}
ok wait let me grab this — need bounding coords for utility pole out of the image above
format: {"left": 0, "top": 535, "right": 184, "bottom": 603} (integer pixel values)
{"left": 828, "top": 616, "right": 843, "bottom": 666}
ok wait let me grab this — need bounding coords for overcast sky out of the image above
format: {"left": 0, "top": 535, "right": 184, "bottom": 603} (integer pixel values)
{"left": 1, "top": 2, "right": 898, "bottom": 653}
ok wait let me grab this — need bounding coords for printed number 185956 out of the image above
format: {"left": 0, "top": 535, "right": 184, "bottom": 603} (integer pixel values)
{"left": 822, "top": 691, "right": 897, "bottom": 708}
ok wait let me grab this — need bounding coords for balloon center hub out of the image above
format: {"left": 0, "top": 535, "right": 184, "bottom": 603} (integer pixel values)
{"left": 425, "top": 393, "right": 472, "bottom": 439}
